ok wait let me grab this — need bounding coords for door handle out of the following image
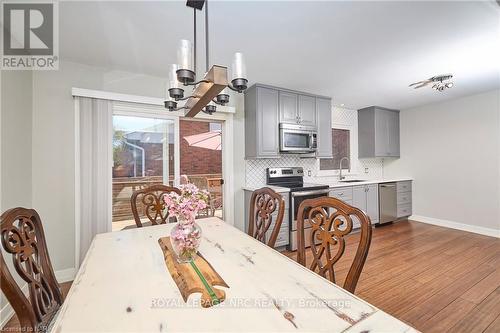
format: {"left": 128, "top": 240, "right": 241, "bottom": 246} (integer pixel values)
{"left": 291, "top": 189, "right": 331, "bottom": 197}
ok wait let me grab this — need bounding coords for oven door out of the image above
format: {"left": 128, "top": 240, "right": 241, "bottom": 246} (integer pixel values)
{"left": 280, "top": 129, "right": 315, "bottom": 153}
{"left": 289, "top": 189, "right": 330, "bottom": 251}
{"left": 290, "top": 189, "right": 330, "bottom": 230}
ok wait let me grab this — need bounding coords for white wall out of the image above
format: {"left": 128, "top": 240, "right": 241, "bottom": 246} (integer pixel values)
{"left": 385, "top": 89, "right": 500, "bottom": 234}
{"left": 232, "top": 94, "right": 246, "bottom": 231}
{"left": 32, "top": 61, "right": 104, "bottom": 272}
{"left": 1, "top": 71, "right": 33, "bottom": 210}
{"left": 0, "top": 70, "right": 33, "bottom": 313}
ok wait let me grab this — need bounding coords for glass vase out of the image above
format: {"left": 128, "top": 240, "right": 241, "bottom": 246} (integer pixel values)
{"left": 170, "top": 217, "right": 202, "bottom": 263}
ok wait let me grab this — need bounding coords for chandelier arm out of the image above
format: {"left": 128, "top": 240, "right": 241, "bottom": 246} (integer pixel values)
{"left": 183, "top": 79, "right": 211, "bottom": 86}
{"left": 175, "top": 95, "right": 197, "bottom": 101}
{"left": 173, "top": 106, "right": 189, "bottom": 111}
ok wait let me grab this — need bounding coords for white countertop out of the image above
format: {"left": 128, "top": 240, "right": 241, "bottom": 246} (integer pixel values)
{"left": 321, "top": 177, "right": 413, "bottom": 189}
{"left": 242, "top": 185, "right": 291, "bottom": 193}
{"left": 243, "top": 178, "right": 413, "bottom": 193}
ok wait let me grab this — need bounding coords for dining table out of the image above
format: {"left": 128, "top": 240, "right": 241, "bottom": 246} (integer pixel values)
{"left": 51, "top": 217, "right": 418, "bottom": 332}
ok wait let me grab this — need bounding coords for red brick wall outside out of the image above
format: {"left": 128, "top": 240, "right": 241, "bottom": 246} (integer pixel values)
{"left": 112, "top": 120, "right": 221, "bottom": 178}
{"left": 180, "top": 120, "right": 222, "bottom": 175}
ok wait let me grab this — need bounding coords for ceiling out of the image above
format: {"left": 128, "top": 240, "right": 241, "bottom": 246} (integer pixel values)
{"left": 59, "top": 1, "right": 500, "bottom": 110}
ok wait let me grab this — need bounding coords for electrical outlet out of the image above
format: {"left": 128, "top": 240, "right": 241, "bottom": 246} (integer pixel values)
{"left": 364, "top": 167, "right": 369, "bottom": 174}
{"left": 307, "top": 170, "right": 312, "bottom": 176}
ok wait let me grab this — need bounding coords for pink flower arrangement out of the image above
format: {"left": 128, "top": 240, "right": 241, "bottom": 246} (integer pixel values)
{"left": 165, "top": 184, "right": 209, "bottom": 262}
{"left": 164, "top": 184, "right": 210, "bottom": 223}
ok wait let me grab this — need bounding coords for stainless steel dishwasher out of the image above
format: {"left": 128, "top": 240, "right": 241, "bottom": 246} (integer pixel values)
{"left": 379, "top": 183, "right": 397, "bottom": 224}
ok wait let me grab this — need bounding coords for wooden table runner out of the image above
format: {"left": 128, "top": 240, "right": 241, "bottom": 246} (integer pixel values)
{"left": 158, "top": 237, "right": 229, "bottom": 308}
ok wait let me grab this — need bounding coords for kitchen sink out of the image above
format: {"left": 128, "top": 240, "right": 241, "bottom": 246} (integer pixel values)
{"left": 339, "top": 180, "right": 365, "bottom": 183}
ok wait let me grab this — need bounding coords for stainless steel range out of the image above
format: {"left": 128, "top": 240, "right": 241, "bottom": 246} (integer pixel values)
{"left": 266, "top": 167, "right": 329, "bottom": 251}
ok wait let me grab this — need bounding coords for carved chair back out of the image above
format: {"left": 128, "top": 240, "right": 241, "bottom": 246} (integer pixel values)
{"left": 0, "top": 207, "right": 63, "bottom": 332}
{"left": 248, "top": 187, "right": 285, "bottom": 248}
{"left": 131, "top": 184, "right": 181, "bottom": 227}
{"left": 296, "top": 197, "right": 372, "bottom": 293}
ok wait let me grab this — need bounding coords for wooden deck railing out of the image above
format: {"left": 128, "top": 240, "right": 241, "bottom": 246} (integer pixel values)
{"left": 112, "top": 174, "right": 222, "bottom": 222}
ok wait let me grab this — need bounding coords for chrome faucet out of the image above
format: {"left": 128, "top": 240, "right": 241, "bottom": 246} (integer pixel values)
{"left": 339, "top": 157, "right": 350, "bottom": 180}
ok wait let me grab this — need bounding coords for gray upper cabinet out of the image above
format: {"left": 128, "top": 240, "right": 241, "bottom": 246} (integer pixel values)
{"left": 279, "top": 91, "right": 298, "bottom": 124}
{"left": 244, "top": 85, "right": 280, "bottom": 159}
{"left": 298, "top": 95, "right": 316, "bottom": 126}
{"left": 315, "top": 98, "right": 333, "bottom": 158}
{"left": 245, "top": 83, "right": 330, "bottom": 159}
{"left": 358, "top": 106, "right": 400, "bottom": 158}
{"left": 279, "top": 92, "right": 317, "bottom": 127}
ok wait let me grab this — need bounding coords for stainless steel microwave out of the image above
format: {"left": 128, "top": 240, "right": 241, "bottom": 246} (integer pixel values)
{"left": 279, "top": 123, "right": 317, "bottom": 153}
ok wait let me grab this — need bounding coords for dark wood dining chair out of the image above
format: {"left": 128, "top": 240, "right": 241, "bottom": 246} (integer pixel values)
{"left": 1, "top": 207, "right": 63, "bottom": 333}
{"left": 296, "top": 197, "right": 372, "bottom": 293}
{"left": 248, "top": 187, "right": 285, "bottom": 248}
{"left": 131, "top": 184, "right": 181, "bottom": 227}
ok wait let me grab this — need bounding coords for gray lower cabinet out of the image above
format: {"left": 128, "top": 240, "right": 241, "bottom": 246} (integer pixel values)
{"left": 243, "top": 190, "right": 289, "bottom": 248}
{"left": 366, "top": 184, "right": 380, "bottom": 223}
{"left": 358, "top": 106, "right": 400, "bottom": 158}
{"left": 396, "top": 181, "right": 412, "bottom": 218}
{"left": 245, "top": 86, "right": 280, "bottom": 159}
{"left": 316, "top": 98, "right": 333, "bottom": 158}
{"left": 330, "top": 187, "right": 353, "bottom": 205}
{"left": 352, "top": 184, "right": 379, "bottom": 225}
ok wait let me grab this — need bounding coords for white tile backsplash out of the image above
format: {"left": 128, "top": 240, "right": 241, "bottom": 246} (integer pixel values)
{"left": 245, "top": 107, "right": 385, "bottom": 187}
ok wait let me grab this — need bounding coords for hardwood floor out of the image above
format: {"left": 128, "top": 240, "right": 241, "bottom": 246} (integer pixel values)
{"left": 283, "top": 220, "right": 500, "bottom": 332}
{"left": 2, "top": 221, "right": 499, "bottom": 332}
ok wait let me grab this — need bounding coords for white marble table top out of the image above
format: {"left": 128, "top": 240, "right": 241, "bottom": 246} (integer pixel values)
{"left": 52, "top": 218, "right": 418, "bottom": 332}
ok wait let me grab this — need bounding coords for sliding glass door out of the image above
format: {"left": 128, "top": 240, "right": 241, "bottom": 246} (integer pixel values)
{"left": 179, "top": 119, "right": 224, "bottom": 219}
{"left": 112, "top": 115, "right": 176, "bottom": 230}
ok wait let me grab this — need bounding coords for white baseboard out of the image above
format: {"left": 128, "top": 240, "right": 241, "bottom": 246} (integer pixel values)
{"left": 410, "top": 215, "right": 500, "bottom": 238}
{"left": 55, "top": 268, "right": 76, "bottom": 283}
{"left": 0, "top": 267, "right": 76, "bottom": 328}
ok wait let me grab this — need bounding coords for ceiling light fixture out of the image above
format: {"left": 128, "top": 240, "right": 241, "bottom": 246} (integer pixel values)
{"left": 165, "top": 0, "right": 248, "bottom": 116}
{"left": 409, "top": 74, "right": 454, "bottom": 92}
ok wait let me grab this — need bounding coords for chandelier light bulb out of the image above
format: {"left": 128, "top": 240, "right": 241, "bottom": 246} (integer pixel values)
{"left": 169, "top": 64, "right": 179, "bottom": 89}
{"left": 177, "top": 39, "right": 193, "bottom": 71}
{"left": 232, "top": 52, "right": 247, "bottom": 80}
{"left": 445, "top": 82, "right": 454, "bottom": 88}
